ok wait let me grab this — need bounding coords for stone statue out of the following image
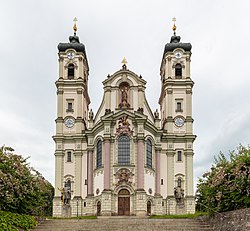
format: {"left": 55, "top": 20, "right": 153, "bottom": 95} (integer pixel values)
{"left": 154, "top": 109, "right": 159, "bottom": 119}
{"left": 64, "top": 186, "right": 71, "bottom": 205}
{"left": 89, "top": 109, "right": 94, "bottom": 120}
{"left": 58, "top": 186, "right": 71, "bottom": 205}
{"left": 119, "top": 86, "right": 130, "bottom": 108}
{"left": 174, "top": 186, "right": 184, "bottom": 204}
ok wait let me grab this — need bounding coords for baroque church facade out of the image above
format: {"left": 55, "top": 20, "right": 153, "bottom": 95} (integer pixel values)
{"left": 53, "top": 21, "right": 196, "bottom": 217}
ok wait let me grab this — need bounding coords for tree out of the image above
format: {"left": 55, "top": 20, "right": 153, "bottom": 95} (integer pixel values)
{"left": 196, "top": 145, "right": 250, "bottom": 213}
{"left": 0, "top": 146, "right": 54, "bottom": 216}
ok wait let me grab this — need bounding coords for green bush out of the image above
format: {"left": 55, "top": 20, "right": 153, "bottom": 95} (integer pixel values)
{"left": 0, "top": 210, "right": 37, "bottom": 231}
{"left": 196, "top": 145, "right": 250, "bottom": 214}
{"left": 0, "top": 146, "right": 54, "bottom": 216}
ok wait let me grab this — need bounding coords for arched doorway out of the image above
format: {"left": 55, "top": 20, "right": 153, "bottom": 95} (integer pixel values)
{"left": 118, "top": 189, "right": 130, "bottom": 215}
{"left": 147, "top": 201, "right": 151, "bottom": 216}
{"left": 97, "top": 201, "right": 101, "bottom": 216}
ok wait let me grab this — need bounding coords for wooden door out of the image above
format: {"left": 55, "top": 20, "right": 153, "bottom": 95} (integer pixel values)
{"left": 118, "top": 197, "right": 130, "bottom": 215}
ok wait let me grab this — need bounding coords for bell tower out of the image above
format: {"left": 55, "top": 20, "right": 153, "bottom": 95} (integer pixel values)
{"left": 159, "top": 19, "right": 196, "bottom": 214}
{"left": 53, "top": 18, "right": 90, "bottom": 217}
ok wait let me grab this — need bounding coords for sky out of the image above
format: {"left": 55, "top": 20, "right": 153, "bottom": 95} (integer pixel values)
{"left": 0, "top": 1, "right": 250, "bottom": 192}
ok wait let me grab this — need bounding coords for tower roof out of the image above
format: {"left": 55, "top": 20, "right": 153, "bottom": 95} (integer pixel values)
{"left": 58, "top": 18, "right": 86, "bottom": 53}
{"left": 163, "top": 19, "right": 192, "bottom": 52}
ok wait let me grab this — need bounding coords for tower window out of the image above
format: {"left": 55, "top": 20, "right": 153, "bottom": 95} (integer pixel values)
{"left": 96, "top": 140, "right": 102, "bottom": 168}
{"left": 177, "top": 151, "right": 182, "bottom": 161}
{"left": 176, "top": 102, "right": 182, "bottom": 112}
{"left": 175, "top": 63, "right": 182, "bottom": 78}
{"left": 161, "top": 179, "right": 164, "bottom": 185}
{"left": 67, "top": 102, "right": 74, "bottom": 112}
{"left": 146, "top": 139, "right": 152, "bottom": 168}
{"left": 67, "top": 151, "right": 72, "bottom": 162}
{"left": 118, "top": 135, "right": 130, "bottom": 165}
{"left": 68, "top": 64, "right": 75, "bottom": 79}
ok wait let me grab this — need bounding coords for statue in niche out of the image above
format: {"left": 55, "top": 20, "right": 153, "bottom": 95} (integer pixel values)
{"left": 119, "top": 85, "right": 130, "bottom": 109}
{"left": 174, "top": 186, "right": 184, "bottom": 204}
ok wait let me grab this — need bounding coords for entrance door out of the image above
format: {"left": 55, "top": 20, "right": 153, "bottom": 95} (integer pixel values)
{"left": 118, "top": 189, "right": 130, "bottom": 215}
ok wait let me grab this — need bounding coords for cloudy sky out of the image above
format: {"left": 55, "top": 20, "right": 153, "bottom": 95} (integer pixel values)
{"left": 1, "top": 1, "right": 250, "bottom": 191}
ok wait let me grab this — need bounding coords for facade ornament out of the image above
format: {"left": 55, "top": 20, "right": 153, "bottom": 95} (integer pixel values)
{"left": 89, "top": 109, "right": 94, "bottom": 120}
{"left": 154, "top": 109, "right": 159, "bottom": 119}
{"left": 174, "top": 186, "right": 184, "bottom": 204}
{"left": 116, "top": 116, "right": 133, "bottom": 136}
{"left": 137, "top": 107, "right": 144, "bottom": 114}
{"left": 105, "top": 109, "right": 111, "bottom": 115}
{"left": 115, "top": 168, "right": 133, "bottom": 186}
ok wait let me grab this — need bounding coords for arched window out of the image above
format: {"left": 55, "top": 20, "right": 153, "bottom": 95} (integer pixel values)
{"left": 146, "top": 139, "right": 152, "bottom": 168}
{"left": 175, "top": 63, "right": 182, "bottom": 78}
{"left": 118, "top": 135, "right": 130, "bottom": 165}
{"left": 68, "top": 63, "right": 75, "bottom": 79}
{"left": 96, "top": 140, "right": 102, "bottom": 168}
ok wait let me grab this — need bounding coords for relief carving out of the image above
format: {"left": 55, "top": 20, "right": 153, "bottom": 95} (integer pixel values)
{"left": 114, "top": 168, "right": 134, "bottom": 186}
{"left": 116, "top": 116, "right": 133, "bottom": 136}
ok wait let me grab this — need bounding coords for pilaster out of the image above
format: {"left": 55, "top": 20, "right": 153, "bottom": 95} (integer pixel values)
{"left": 166, "top": 149, "right": 175, "bottom": 196}
{"left": 137, "top": 139, "right": 144, "bottom": 190}
{"left": 87, "top": 150, "right": 94, "bottom": 196}
{"left": 54, "top": 150, "right": 64, "bottom": 197}
{"left": 74, "top": 151, "right": 83, "bottom": 196}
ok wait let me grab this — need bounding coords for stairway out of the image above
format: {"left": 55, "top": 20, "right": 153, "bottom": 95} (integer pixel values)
{"left": 32, "top": 217, "right": 213, "bottom": 231}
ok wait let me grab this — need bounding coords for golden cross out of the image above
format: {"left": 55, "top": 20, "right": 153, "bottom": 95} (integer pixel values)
{"left": 172, "top": 17, "right": 177, "bottom": 34}
{"left": 73, "top": 17, "right": 77, "bottom": 33}
{"left": 122, "top": 57, "right": 127, "bottom": 65}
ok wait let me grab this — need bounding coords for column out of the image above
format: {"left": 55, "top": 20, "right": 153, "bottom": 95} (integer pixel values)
{"left": 87, "top": 150, "right": 93, "bottom": 195}
{"left": 155, "top": 149, "right": 161, "bottom": 195}
{"left": 104, "top": 139, "right": 110, "bottom": 190}
{"left": 137, "top": 139, "right": 144, "bottom": 190}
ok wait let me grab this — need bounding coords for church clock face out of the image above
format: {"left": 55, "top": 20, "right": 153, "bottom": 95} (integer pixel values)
{"left": 175, "top": 51, "right": 182, "bottom": 59}
{"left": 174, "top": 117, "right": 185, "bottom": 127}
{"left": 67, "top": 52, "right": 75, "bottom": 60}
{"left": 64, "top": 117, "right": 75, "bottom": 128}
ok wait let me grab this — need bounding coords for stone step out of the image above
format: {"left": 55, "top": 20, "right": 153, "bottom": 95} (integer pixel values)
{"left": 32, "top": 218, "right": 213, "bottom": 231}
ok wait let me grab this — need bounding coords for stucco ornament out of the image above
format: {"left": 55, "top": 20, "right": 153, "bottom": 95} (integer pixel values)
{"left": 116, "top": 116, "right": 133, "bottom": 136}
{"left": 115, "top": 168, "right": 133, "bottom": 186}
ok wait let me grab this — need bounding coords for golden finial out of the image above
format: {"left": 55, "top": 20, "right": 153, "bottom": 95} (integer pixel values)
{"left": 172, "top": 17, "right": 177, "bottom": 35}
{"left": 73, "top": 17, "right": 78, "bottom": 34}
{"left": 122, "top": 57, "right": 127, "bottom": 65}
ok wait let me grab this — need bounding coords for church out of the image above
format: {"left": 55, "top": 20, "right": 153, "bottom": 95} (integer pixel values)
{"left": 53, "top": 19, "right": 196, "bottom": 217}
